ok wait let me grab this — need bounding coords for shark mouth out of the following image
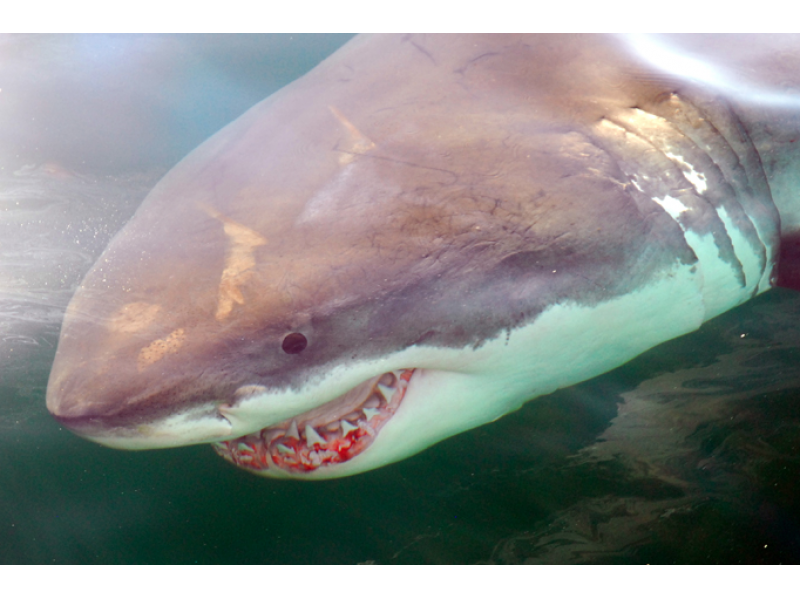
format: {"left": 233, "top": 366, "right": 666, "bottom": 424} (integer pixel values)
{"left": 212, "top": 369, "right": 415, "bottom": 474}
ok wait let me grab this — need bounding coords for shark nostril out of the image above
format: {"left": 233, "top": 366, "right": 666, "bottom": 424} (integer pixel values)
{"left": 281, "top": 332, "right": 308, "bottom": 354}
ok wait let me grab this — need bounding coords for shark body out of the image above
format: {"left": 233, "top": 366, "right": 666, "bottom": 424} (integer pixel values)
{"left": 47, "top": 34, "right": 800, "bottom": 479}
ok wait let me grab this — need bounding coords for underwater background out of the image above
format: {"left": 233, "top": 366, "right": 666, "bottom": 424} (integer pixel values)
{"left": 2, "top": 33, "right": 800, "bottom": 564}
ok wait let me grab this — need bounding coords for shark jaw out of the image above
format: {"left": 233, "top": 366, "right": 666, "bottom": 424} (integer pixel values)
{"left": 212, "top": 369, "right": 416, "bottom": 475}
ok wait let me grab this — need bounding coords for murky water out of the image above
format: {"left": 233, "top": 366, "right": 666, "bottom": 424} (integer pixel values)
{"left": 2, "top": 34, "right": 799, "bottom": 564}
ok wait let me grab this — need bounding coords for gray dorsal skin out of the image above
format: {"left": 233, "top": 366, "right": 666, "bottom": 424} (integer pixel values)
{"left": 46, "top": 34, "right": 800, "bottom": 479}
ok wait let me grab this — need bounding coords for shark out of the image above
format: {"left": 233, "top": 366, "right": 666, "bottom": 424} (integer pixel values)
{"left": 46, "top": 34, "right": 800, "bottom": 479}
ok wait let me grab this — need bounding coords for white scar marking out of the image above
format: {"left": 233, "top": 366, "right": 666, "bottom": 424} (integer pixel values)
{"left": 199, "top": 204, "right": 268, "bottom": 321}
{"left": 665, "top": 152, "right": 708, "bottom": 194}
{"left": 110, "top": 302, "right": 161, "bottom": 334}
{"left": 329, "top": 105, "right": 375, "bottom": 166}
{"left": 651, "top": 194, "right": 689, "bottom": 218}
{"left": 138, "top": 328, "right": 186, "bottom": 371}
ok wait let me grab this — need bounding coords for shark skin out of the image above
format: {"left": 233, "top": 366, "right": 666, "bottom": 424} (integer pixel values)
{"left": 46, "top": 34, "right": 800, "bottom": 479}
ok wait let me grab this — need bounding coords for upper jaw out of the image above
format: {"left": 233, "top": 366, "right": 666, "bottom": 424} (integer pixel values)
{"left": 225, "top": 371, "right": 389, "bottom": 431}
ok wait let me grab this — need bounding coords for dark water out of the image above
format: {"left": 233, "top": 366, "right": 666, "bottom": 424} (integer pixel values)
{"left": 2, "top": 34, "right": 800, "bottom": 564}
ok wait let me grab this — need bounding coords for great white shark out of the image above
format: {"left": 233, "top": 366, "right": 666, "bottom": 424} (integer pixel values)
{"left": 46, "top": 34, "right": 800, "bottom": 479}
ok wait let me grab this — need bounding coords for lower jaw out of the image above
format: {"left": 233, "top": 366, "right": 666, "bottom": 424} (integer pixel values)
{"left": 212, "top": 369, "right": 414, "bottom": 475}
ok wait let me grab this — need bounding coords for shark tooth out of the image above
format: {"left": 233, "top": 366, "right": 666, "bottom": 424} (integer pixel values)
{"left": 275, "top": 443, "right": 295, "bottom": 455}
{"left": 304, "top": 424, "right": 327, "bottom": 446}
{"left": 286, "top": 420, "right": 300, "bottom": 440}
{"left": 377, "top": 384, "right": 395, "bottom": 402}
{"left": 341, "top": 420, "right": 359, "bottom": 435}
{"left": 363, "top": 407, "right": 381, "bottom": 421}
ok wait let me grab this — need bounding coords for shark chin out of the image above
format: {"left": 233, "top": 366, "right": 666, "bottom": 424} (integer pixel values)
{"left": 46, "top": 34, "right": 800, "bottom": 480}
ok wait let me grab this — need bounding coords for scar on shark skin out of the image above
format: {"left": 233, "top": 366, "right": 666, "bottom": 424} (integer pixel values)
{"left": 137, "top": 328, "right": 186, "bottom": 371}
{"left": 329, "top": 105, "right": 376, "bottom": 165}
{"left": 199, "top": 203, "right": 268, "bottom": 321}
{"left": 109, "top": 302, "right": 161, "bottom": 334}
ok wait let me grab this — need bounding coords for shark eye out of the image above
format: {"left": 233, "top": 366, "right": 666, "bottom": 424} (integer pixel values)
{"left": 282, "top": 332, "right": 308, "bottom": 354}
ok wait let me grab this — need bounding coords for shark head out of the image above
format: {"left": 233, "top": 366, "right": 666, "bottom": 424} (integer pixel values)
{"left": 47, "top": 34, "right": 787, "bottom": 479}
